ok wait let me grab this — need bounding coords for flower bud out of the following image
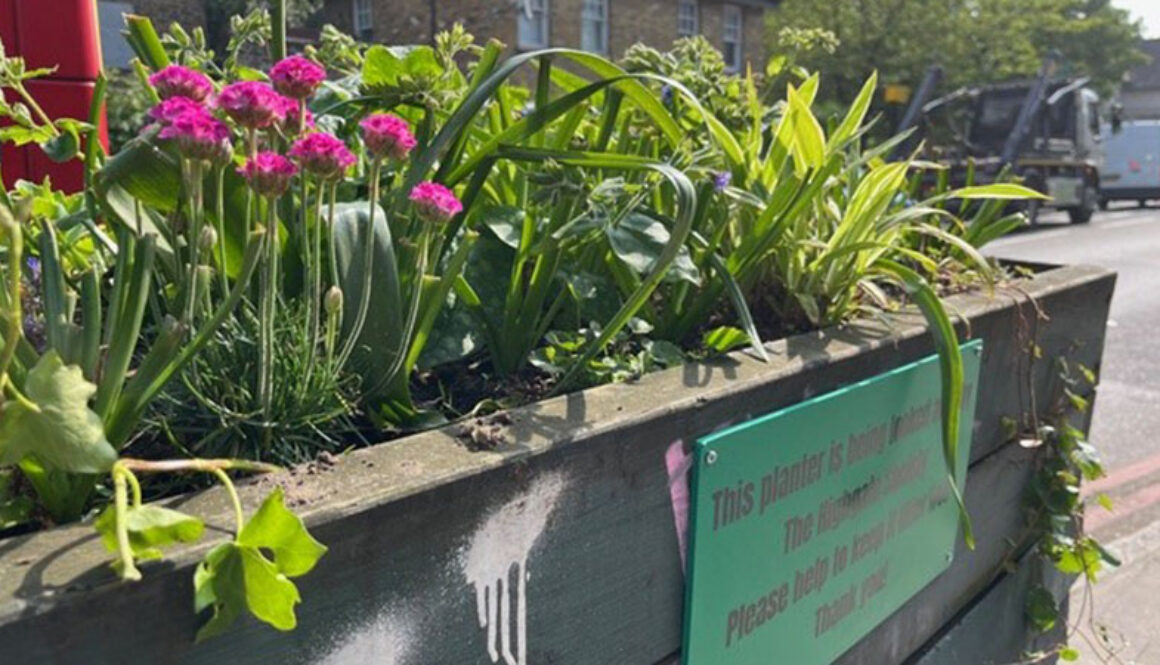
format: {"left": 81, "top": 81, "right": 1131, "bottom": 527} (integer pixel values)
{"left": 198, "top": 225, "right": 218, "bottom": 252}
{"left": 325, "top": 286, "right": 344, "bottom": 315}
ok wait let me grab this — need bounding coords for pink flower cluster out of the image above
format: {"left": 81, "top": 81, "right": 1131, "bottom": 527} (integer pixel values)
{"left": 217, "top": 81, "right": 287, "bottom": 130}
{"left": 270, "top": 55, "right": 327, "bottom": 99}
{"left": 409, "top": 182, "right": 462, "bottom": 223}
{"left": 239, "top": 152, "right": 298, "bottom": 198}
{"left": 289, "top": 133, "right": 356, "bottom": 181}
{"left": 149, "top": 65, "right": 214, "bottom": 102}
{"left": 151, "top": 96, "right": 230, "bottom": 163}
{"left": 360, "top": 114, "right": 417, "bottom": 162}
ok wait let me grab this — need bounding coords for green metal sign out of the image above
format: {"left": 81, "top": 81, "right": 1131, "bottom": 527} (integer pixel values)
{"left": 682, "top": 342, "right": 982, "bottom": 665}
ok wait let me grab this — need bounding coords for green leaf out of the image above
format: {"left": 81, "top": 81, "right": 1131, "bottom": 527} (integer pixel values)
{"left": 1096, "top": 492, "right": 1113, "bottom": 512}
{"left": 1060, "top": 647, "right": 1079, "bottom": 661}
{"left": 606, "top": 214, "right": 700, "bottom": 286}
{"left": 362, "top": 45, "right": 405, "bottom": 89}
{"left": 238, "top": 487, "right": 327, "bottom": 578}
{"left": 945, "top": 184, "right": 1049, "bottom": 200}
{"left": 0, "top": 351, "right": 117, "bottom": 474}
{"left": 94, "top": 504, "right": 205, "bottom": 566}
{"left": 1026, "top": 584, "right": 1058, "bottom": 633}
{"left": 0, "top": 469, "right": 34, "bottom": 530}
{"left": 0, "top": 124, "right": 55, "bottom": 147}
{"left": 403, "top": 46, "right": 442, "bottom": 79}
{"left": 479, "top": 205, "right": 526, "bottom": 249}
{"left": 194, "top": 488, "right": 325, "bottom": 641}
{"left": 331, "top": 201, "right": 411, "bottom": 409}
{"left": 702, "top": 326, "right": 750, "bottom": 354}
{"left": 42, "top": 126, "right": 80, "bottom": 163}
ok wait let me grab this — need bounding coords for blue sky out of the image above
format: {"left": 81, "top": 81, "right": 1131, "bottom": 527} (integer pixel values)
{"left": 1116, "top": 0, "right": 1160, "bottom": 38}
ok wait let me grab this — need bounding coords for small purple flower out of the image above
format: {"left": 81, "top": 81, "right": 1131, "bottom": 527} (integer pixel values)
{"left": 713, "top": 171, "right": 732, "bottom": 193}
{"left": 239, "top": 152, "right": 298, "bottom": 198}
{"left": 217, "top": 81, "right": 287, "bottom": 130}
{"left": 360, "top": 113, "right": 417, "bottom": 162}
{"left": 149, "top": 65, "right": 214, "bottom": 102}
{"left": 25, "top": 256, "right": 41, "bottom": 281}
{"left": 661, "top": 84, "right": 674, "bottom": 106}
{"left": 159, "top": 110, "right": 232, "bottom": 162}
{"left": 409, "top": 182, "right": 462, "bottom": 223}
{"left": 289, "top": 133, "right": 356, "bottom": 181}
{"left": 269, "top": 55, "right": 327, "bottom": 99}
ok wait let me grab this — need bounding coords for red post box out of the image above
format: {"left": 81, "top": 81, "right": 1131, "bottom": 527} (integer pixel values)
{"left": 0, "top": 0, "right": 109, "bottom": 192}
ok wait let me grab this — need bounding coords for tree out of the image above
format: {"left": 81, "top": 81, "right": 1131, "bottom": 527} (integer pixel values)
{"left": 765, "top": 0, "right": 1148, "bottom": 102}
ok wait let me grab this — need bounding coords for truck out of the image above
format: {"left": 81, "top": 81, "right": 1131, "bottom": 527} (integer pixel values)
{"left": 1099, "top": 119, "right": 1160, "bottom": 208}
{"left": 897, "top": 59, "right": 1108, "bottom": 224}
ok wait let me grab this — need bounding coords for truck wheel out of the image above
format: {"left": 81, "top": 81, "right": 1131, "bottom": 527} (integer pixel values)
{"left": 1068, "top": 185, "right": 1097, "bottom": 224}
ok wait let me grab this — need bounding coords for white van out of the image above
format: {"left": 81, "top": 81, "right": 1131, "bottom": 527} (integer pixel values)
{"left": 1100, "top": 119, "right": 1160, "bottom": 207}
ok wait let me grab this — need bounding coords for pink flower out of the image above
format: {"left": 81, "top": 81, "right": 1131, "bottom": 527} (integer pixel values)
{"left": 269, "top": 55, "right": 326, "bottom": 99}
{"left": 276, "top": 95, "right": 315, "bottom": 136}
{"left": 409, "top": 182, "right": 462, "bottom": 223}
{"left": 149, "top": 97, "right": 206, "bottom": 124}
{"left": 158, "top": 110, "right": 231, "bottom": 162}
{"left": 289, "top": 133, "right": 356, "bottom": 181}
{"left": 149, "top": 65, "right": 214, "bottom": 102}
{"left": 239, "top": 152, "right": 298, "bottom": 198}
{"left": 217, "top": 81, "right": 286, "bottom": 130}
{"left": 360, "top": 113, "right": 417, "bottom": 162}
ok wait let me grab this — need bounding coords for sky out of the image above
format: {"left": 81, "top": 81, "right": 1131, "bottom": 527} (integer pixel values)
{"left": 1116, "top": 0, "right": 1160, "bottom": 38}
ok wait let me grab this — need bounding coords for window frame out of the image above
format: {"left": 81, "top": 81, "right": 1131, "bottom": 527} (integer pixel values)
{"left": 722, "top": 4, "right": 743, "bottom": 72}
{"left": 352, "top": 0, "right": 374, "bottom": 40}
{"left": 677, "top": 0, "right": 698, "bottom": 38}
{"left": 517, "top": 0, "right": 551, "bottom": 50}
{"left": 580, "top": 0, "right": 609, "bottom": 54}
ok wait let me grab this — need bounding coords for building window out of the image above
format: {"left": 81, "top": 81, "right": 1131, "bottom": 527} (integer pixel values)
{"left": 353, "top": 0, "right": 373, "bottom": 40}
{"left": 722, "top": 4, "right": 742, "bottom": 72}
{"left": 677, "top": 0, "right": 698, "bottom": 37}
{"left": 580, "top": 0, "right": 608, "bottom": 54}
{"left": 518, "top": 0, "right": 550, "bottom": 49}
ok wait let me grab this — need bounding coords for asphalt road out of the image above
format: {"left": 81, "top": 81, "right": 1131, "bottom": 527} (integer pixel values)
{"left": 991, "top": 204, "right": 1160, "bottom": 663}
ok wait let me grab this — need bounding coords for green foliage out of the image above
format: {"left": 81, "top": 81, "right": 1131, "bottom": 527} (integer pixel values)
{"left": 1023, "top": 358, "right": 1118, "bottom": 654}
{"left": 95, "top": 503, "right": 205, "bottom": 568}
{"left": 0, "top": 351, "right": 116, "bottom": 473}
{"left": 765, "top": 0, "right": 1148, "bottom": 101}
{"left": 194, "top": 487, "right": 326, "bottom": 640}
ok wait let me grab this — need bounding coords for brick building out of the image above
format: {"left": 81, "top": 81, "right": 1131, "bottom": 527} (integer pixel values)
{"left": 319, "top": 0, "right": 771, "bottom": 71}
{"left": 104, "top": 0, "right": 773, "bottom": 72}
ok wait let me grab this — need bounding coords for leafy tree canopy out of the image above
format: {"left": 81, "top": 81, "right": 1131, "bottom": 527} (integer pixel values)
{"left": 766, "top": 0, "right": 1149, "bottom": 102}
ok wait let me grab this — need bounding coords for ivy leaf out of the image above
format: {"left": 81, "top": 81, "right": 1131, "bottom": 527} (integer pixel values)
{"left": 193, "top": 488, "right": 326, "bottom": 641}
{"left": 238, "top": 486, "right": 328, "bottom": 577}
{"left": 94, "top": 504, "right": 205, "bottom": 569}
{"left": 0, "top": 351, "right": 117, "bottom": 474}
{"left": 1025, "top": 584, "right": 1058, "bottom": 633}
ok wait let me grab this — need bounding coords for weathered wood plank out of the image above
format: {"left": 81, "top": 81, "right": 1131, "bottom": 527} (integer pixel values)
{"left": 0, "top": 265, "right": 1113, "bottom": 664}
{"left": 906, "top": 553, "right": 1072, "bottom": 665}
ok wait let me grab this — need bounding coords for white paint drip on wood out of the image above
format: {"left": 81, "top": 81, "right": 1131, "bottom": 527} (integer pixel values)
{"left": 461, "top": 472, "right": 568, "bottom": 665}
{"left": 318, "top": 608, "right": 415, "bottom": 665}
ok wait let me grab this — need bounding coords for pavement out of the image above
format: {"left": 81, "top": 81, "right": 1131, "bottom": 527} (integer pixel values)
{"left": 991, "top": 204, "right": 1160, "bottom": 664}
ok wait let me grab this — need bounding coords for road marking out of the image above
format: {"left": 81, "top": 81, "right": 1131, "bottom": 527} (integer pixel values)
{"left": 1086, "top": 482, "right": 1160, "bottom": 534}
{"left": 1084, "top": 450, "right": 1160, "bottom": 496}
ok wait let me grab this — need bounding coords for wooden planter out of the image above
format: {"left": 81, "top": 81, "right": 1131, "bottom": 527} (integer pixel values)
{"left": 0, "top": 264, "right": 1115, "bottom": 665}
